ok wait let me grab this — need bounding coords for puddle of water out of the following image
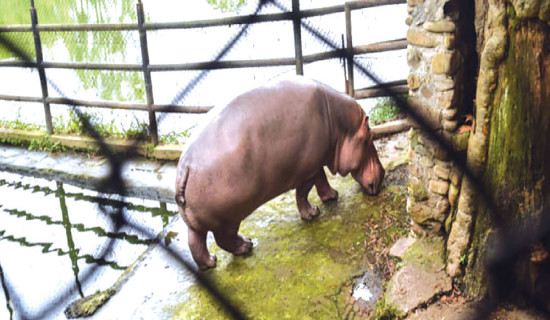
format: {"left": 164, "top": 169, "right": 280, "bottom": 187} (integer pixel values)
{"left": 352, "top": 270, "right": 383, "bottom": 307}
{"left": 0, "top": 170, "right": 177, "bottom": 319}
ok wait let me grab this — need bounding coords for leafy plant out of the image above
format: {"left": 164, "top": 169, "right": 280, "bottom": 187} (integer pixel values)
{"left": 368, "top": 95, "right": 408, "bottom": 126}
{"left": 206, "top": 0, "right": 246, "bottom": 12}
{"left": 0, "top": 119, "right": 42, "bottom": 131}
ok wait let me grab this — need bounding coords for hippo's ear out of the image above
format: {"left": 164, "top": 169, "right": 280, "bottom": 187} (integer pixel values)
{"left": 358, "top": 115, "right": 370, "bottom": 137}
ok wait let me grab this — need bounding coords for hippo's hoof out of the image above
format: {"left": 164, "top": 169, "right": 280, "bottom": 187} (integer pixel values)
{"left": 234, "top": 236, "right": 253, "bottom": 256}
{"left": 300, "top": 206, "right": 320, "bottom": 221}
{"left": 320, "top": 189, "right": 338, "bottom": 203}
{"left": 198, "top": 255, "right": 217, "bottom": 271}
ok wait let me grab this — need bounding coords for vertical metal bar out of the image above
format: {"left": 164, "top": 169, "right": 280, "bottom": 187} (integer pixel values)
{"left": 137, "top": 0, "right": 159, "bottom": 145}
{"left": 342, "top": 34, "right": 348, "bottom": 94}
{"left": 30, "top": 0, "right": 53, "bottom": 134}
{"left": 292, "top": 0, "right": 304, "bottom": 75}
{"left": 345, "top": 3, "right": 354, "bottom": 97}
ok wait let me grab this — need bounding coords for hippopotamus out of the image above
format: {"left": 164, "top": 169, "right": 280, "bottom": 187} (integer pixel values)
{"left": 175, "top": 77, "right": 385, "bottom": 270}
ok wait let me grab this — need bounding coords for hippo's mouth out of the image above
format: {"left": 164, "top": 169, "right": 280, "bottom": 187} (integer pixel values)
{"left": 361, "top": 183, "right": 382, "bottom": 196}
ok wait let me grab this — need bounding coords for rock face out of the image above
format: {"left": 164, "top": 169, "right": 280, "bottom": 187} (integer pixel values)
{"left": 386, "top": 264, "right": 451, "bottom": 315}
{"left": 406, "top": 302, "right": 477, "bottom": 320}
{"left": 389, "top": 236, "right": 416, "bottom": 259}
{"left": 405, "top": 0, "right": 476, "bottom": 239}
{"left": 384, "top": 238, "right": 452, "bottom": 317}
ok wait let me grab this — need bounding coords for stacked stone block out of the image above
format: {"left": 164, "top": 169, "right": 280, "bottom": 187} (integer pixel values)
{"left": 405, "top": 0, "right": 467, "bottom": 236}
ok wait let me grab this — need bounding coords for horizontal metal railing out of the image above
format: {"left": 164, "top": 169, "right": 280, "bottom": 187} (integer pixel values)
{"left": 0, "top": 0, "right": 407, "bottom": 144}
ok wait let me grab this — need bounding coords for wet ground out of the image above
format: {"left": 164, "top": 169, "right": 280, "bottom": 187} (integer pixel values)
{"left": 169, "top": 175, "right": 408, "bottom": 319}
{"left": 0, "top": 131, "right": 411, "bottom": 319}
{"left": 0, "top": 171, "right": 179, "bottom": 320}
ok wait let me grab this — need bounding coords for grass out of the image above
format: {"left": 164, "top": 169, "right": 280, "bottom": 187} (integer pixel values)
{"left": 368, "top": 95, "right": 408, "bottom": 126}
{"left": 0, "top": 119, "right": 43, "bottom": 131}
{"left": 0, "top": 109, "right": 192, "bottom": 155}
{"left": 2, "top": 109, "right": 191, "bottom": 145}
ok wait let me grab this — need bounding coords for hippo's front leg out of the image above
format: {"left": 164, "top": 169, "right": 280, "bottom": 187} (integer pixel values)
{"left": 296, "top": 178, "right": 320, "bottom": 220}
{"left": 314, "top": 168, "right": 338, "bottom": 202}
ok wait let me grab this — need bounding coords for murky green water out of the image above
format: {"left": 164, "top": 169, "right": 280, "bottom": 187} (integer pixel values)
{"left": 0, "top": 170, "right": 177, "bottom": 319}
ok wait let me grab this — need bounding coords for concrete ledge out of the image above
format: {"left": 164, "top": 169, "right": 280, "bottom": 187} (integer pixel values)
{"left": 0, "top": 144, "right": 178, "bottom": 204}
{"left": 153, "top": 144, "right": 183, "bottom": 160}
{"left": 0, "top": 127, "right": 183, "bottom": 161}
{"left": 0, "top": 127, "right": 47, "bottom": 141}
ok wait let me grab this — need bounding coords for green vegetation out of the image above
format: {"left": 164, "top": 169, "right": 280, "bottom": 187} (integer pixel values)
{"left": 372, "top": 296, "right": 402, "bottom": 320}
{"left": 0, "top": 112, "right": 191, "bottom": 155}
{"left": 52, "top": 109, "right": 190, "bottom": 144}
{"left": 0, "top": 119, "right": 42, "bottom": 131}
{"left": 0, "top": 0, "right": 144, "bottom": 101}
{"left": 28, "top": 137, "right": 66, "bottom": 152}
{"left": 368, "top": 95, "right": 408, "bottom": 126}
{"left": 206, "top": 0, "right": 246, "bottom": 12}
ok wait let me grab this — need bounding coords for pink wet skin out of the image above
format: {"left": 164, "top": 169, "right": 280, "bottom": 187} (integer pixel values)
{"left": 175, "top": 76, "right": 385, "bottom": 270}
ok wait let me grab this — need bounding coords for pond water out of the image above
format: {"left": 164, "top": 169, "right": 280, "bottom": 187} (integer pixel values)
{"left": 0, "top": 170, "right": 178, "bottom": 320}
{"left": 0, "top": 0, "right": 407, "bottom": 141}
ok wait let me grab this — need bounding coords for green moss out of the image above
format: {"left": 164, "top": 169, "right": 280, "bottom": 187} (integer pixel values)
{"left": 409, "top": 128, "right": 419, "bottom": 148}
{"left": 466, "top": 13, "right": 550, "bottom": 296}
{"left": 407, "top": 178, "right": 428, "bottom": 202}
{"left": 372, "top": 296, "right": 402, "bottom": 320}
{"left": 402, "top": 237, "right": 445, "bottom": 270}
{"left": 64, "top": 288, "right": 115, "bottom": 318}
{"left": 170, "top": 175, "right": 408, "bottom": 319}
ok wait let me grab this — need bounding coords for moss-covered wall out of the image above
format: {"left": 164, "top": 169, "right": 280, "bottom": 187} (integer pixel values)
{"left": 464, "top": 2, "right": 550, "bottom": 299}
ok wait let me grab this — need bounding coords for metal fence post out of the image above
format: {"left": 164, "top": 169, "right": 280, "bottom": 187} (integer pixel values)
{"left": 137, "top": 0, "right": 159, "bottom": 145}
{"left": 30, "top": 0, "right": 53, "bottom": 134}
{"left": 292, "top": 0, "right": 304, "bottom": 75}
{"left": 344, "top": 2, "right": 354, "bottom": 97}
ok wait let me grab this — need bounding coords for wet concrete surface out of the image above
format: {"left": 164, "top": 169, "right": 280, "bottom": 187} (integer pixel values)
{"left": 0, "top": 145, "right": 178, "bottom": 204}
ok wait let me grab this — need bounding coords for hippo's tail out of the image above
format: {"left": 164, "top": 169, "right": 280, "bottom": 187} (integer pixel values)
{"left": 175, "top": 165, "right": 189, "bottom": 208}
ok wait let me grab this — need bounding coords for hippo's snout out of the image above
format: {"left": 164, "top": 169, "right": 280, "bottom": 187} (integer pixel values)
{"left": 363, "top": 180, "right": 381, "bottom": 195}
{"left": 356, "top": 166, "right": 385, "bottom": 196}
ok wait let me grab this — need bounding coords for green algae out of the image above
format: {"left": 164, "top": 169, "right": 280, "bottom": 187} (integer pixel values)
{"left": 170, "top": 173, "right": 408, "bottom": 320}
{"left": 64, "top": 288, "right": 116, "bottom": 318}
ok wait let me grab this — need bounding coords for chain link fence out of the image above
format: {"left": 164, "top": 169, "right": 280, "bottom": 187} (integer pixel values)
{"left": 1, "top": 0, "right": 547, "bottom": 319}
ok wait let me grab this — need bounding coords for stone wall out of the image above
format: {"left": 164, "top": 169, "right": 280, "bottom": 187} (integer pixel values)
{"left": 405, "top": 0, "right": 471, "bottom": 237}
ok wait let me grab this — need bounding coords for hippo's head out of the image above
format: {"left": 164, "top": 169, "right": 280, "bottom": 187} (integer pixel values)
{"left": 338, "top": 115, "right": 385, "bottom": 195}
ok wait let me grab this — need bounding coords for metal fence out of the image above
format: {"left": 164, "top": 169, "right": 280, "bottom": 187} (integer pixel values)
{"left": 0, "top": 0, "right": 407, "bottom": 145}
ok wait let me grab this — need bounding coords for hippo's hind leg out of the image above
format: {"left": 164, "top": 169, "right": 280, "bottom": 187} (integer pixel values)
{"left": 296, "top": 178, "right": 321, "bottom": 220}
{"left": 314, "top": 168, "right": 338, "bottom": 203}
{"left": 178, "top": 205, "right": 217, "bottom": 270}
{"left": 188, "top": 227, "right": 217, "bottom": 270}
{"left": 213, "top": 223, "right": 253, "bottom": 256}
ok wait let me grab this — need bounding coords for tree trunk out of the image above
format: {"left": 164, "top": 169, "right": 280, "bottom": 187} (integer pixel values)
{"left": 465, "top": 1, "right": 550, "bottom": 307}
